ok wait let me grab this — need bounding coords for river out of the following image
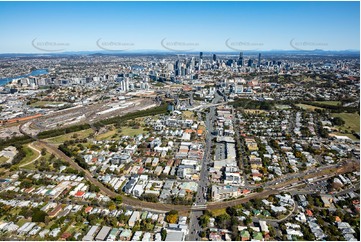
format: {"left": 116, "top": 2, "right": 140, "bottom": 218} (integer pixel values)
{"left": 0, "top": 69, "right": 49, "bottom": 86}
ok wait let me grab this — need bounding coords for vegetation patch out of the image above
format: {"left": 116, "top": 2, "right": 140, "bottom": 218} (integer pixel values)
{"left": 313, "top": 101, "right": 341, "bottom": 106}
{"left": 331, "top": 112, "right": 360, "bottom": 133}
{"left": 121, "top": 126, "right": 147, "bottom": 137}
{"left": 0, "top": 156, "right": 8, "bottom": 164}
{"left": 230, "top": 98, "right": 274, "bottom": 110}
{"left": 295, "top": 103, "right": 323, "bottom": 111}
{"left": 210, "top": 208, "right": 227, "bottom": 217}
{"left": 46, "top": 129, "right": 94, "bottom": 144}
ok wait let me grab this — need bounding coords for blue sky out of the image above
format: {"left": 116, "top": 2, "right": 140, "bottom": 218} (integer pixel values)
{"left": 0, "top": 1, "right": 359, "bottom": 53}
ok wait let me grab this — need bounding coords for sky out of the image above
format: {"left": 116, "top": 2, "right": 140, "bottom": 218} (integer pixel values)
{"left": 0, "top": 1, "right": 359, "bottom": 53}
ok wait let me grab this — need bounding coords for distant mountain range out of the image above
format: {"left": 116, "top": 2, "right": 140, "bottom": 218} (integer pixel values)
{"left": 0, "top": 49, "right": 359, "bottom": 57}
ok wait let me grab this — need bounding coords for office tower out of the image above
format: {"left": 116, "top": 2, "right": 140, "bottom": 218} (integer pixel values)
{"left": 226, "top": 59, "right": 233, "bottom": 67}
{"left": 258, "top": 53, "right": 261, "bottom": 67}
{"left": 167, "top": 63, "right": 174, "bottom": 71}
{"left": 125, "top": 78, "right": 129, "bottom": 92}
{"left": 237, "top": 52, "right": 244, "bottom": 66}
{"left": 175, "top": 60, "right": 180, "bottom": 76}
{"left": 190, "top": 57, "right": 195, "bottom": 70}
{"left": 248, "top": 59, "right": 253, "bottom": 67}
{"left": 200, "top": 52, "right": 203, "bottom": 60}
{"left": 213, "top": 54, "right": 217, "bottom": 61}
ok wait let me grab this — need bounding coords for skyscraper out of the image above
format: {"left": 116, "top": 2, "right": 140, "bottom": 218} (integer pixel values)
{"left": 237, "top": 52, "right": 244, "bottom": 66}
{"left": 200, "top": 52, "right": 203, "bottom": 60}
{"left": 213, "top": 54, "right": 217, "bottom": 61}
{"left": 258, "top": 53, "right": 261, "bottom": 67}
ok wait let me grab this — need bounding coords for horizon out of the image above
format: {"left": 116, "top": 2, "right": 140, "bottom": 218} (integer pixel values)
{"left": 0, "top": 49, "right": 360, "bottom": 56}
{"left": 0, "top": 1, "right": 359, "bottom": 54}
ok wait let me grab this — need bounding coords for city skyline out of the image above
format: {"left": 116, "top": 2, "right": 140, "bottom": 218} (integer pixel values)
{"left": 0, "top": 1, "right": 359, "bottom": 53}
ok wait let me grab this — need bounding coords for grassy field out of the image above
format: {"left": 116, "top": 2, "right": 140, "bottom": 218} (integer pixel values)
{"left": 314, "top": 101, "right": 341, "bottom": 106}
{"left": 17, "top": 144, "right": 39, "bottom": 167}
{"left": 20, "top": 149, "right": 52, "bottom": 170}
{"left": 96, "top": 129, "right": 118, "bottom": 141}
{"left": 30, "top": 101, "right": 66, "bottom": 107}
{"left": 0, "top": 156, "right": 8, "bottom": 164}
{"left": 210, "top": 208, "right": 227, "bottom": 216}
{"left": 46, "top": 129, "right": 94, "bottom": 144}
{"left": 295, "top": 103, "right": 323, "bottom": 111}
{"left": 21, "top": 161, "right": 36, "bottom": 170}
{"left": 121, "top": 126, "right": 147, "bottom": 137}
{"left": 331, "top": 112, "right": 360, "bottom": 133}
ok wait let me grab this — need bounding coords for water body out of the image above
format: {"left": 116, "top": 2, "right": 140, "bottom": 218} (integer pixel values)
{"left": 0, "top": 69, "right": 49, "bottom": 86}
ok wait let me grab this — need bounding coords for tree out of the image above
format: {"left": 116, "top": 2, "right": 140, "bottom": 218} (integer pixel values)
{"left": 294, "top": 151, "right": 303, "bottom": 158}
{"left": 245, "top": 216, "right": 252, "bottom": 225}
{"left": 32, "top": 208, "right": 48, "bottom": 222}
{"left": 140, "top": 194, "right": 159, "bottom": 203}
{"left": 88, "top": 214, "right": 98, "bottom": 225}
{"left": 161, "top": 228, "right": 167, "bottom": 241}
{"left": 89, "top": 184, "right": 100, "bottom": 193}
{"left": 165, "top": 210, "right": 179, "bottom": 224}
{"left": 107, "top": 201, "right": 116, "bottom": 211}
{"left": 269, "top": 225, "right": 276, "bottom": 238}
{"left": 20, "top": 179, "right": 32, "bottom": 189}
{"left": 332, "top": 117, "right": 345, "bottom": 126}
{"left": 226, "top": 207, "right": 239, "bottom": 217}
{"left": 216, "top": 214, "right": 231, "bottom": 229}
{"left": 199, "top": 214, "right": 210, "bottom": 228}
{"left": 115, "top": 195, "right": 123, "bottom": 204}
{"left": 41, "top": 148, "right": 47, "bottom": 156}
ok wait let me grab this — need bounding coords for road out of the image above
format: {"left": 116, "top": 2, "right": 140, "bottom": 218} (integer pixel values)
{"left": 187, "top": 93, "right": 221, "bottom": 241}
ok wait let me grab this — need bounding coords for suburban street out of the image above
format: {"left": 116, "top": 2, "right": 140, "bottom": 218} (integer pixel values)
{"left": 187, "top": 93, "right": 223, "bottom": 241}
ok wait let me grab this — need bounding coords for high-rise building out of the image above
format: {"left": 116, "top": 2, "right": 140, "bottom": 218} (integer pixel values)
{"left": 226, "top": 59, "right": 234, "bottom": 67}
{"left": 258, "top": 53, "right": 261, "bottom": 67}
{"left": 175, "top": 60, "right": 180, "bottom": 76}
{"left": 200, "top": 52, "right": 203, "bottom": 60}
{"left": 237, "top": 52, "right": 244, "bottom": 66}
{"left": 119, "top": 78, "right": 129, "bottom": 92}
{"left": 248, "top": 59, "right": 253, "bottom": 67}
{"left": 213, "top": 54, "right": 217, "bottom": 61}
